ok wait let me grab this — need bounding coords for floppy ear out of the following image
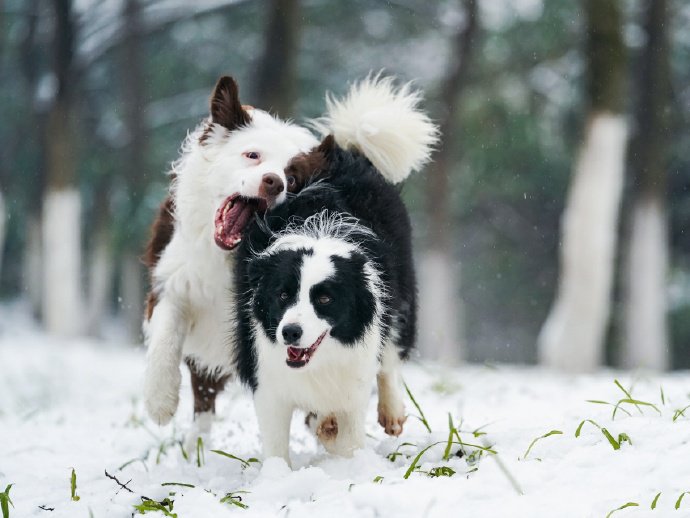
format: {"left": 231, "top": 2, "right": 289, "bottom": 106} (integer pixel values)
{"left": 210, "top": 76, "right": 252, "bottom": 130}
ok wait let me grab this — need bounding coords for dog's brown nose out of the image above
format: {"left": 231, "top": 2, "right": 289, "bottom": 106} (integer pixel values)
{"left": 260, "top": 173, "right": 284, "bottom": 199}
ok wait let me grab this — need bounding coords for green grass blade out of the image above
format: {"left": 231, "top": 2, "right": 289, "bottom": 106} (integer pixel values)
{"left": 600, "top": 428, "right": 620, "bottom": 450}
{"left": 211, "top": 450, "right": 260, "bottom": 469}
{"left": 575, "top": 419, "right": 601, "bottom": 438}
{"left": 614, "top": 380, "right": 642, "bottom": 414}
{"left": 161, "top": 482, "right": 196, "bottom": 488}
{"left": 617, "top": 433, "right": 632, "bottom": 447}
{"left": 70, "top": 468, "right": 80, "bottom": 501}
{"left": 220, "top": 492, "right": 249, "bottom": 509}
{"left": 676, "top": 492, "right": 690, "bottom": 510}
{"left": 672, "top": 405, "right": 690, "bottom": 422}
{"left": 0, "top": 484, "right": 14, "bottom": 518}
{"left": 403, "top": 442, "right": 439, "bottom": 479}
{"left": 586, "top": 400, "right": 632, "bottom": 417}
{"left": 196, "top": 437, "right": 204, "bottom": 468}
{"left": 403, "top": 440, "right": 495, "bottom": 480}
{"left": 651, "top": 492, "right": 661, "bottom": 509}
{"left": 404, "top": 382, "right": 432, "bottom": 433}
{"left": 443, "top": 413, "right": 455, "bottom": 461}
{"left": 660, "top": 386, "right": 666, "bottom": 406}
{"left": 605, "top": 502, "right": 638, "bottom": 518}
{"left": 522, "top": 430, "right": 563, "bottom": 460}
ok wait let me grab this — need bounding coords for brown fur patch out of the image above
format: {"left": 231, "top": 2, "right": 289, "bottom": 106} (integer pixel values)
{"left": 143, "top": 195, "right": 175, "bottom": 320}
{"left": 185, "top": 359, "right": 230, "bottom": 415}
{"left": 316, "top": 414, "right": 339, "bottom": 442}
{"left": 284, "top": 135, "right": 335, "bottom": 193}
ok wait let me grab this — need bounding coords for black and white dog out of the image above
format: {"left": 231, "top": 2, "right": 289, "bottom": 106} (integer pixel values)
{"left": 232, "top": 77, "right": 438, "bottom": 463}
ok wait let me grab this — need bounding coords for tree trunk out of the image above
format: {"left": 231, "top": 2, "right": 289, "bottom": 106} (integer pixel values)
{"left": 622, "top": 0, "right": 670, "bottom": 370}
{"left": 254, "top": 0, "right": 300, "bottom": 117}
{"left": 87, "top": 182, "right": 114, "bottom": 337}
{"left": 119, "top": 0, "right": 147, "bottom": 342}
{"left": 418, "top": 0, "right": 477, "bottom": 364}
{"left": 538, "top": 0, "right": 627, "bottom": 371}
{"left": 0, "top": 190, "right": 5, "bottom": 280}
{"left": 19, "top": 0, "right": 46, "bottom": 318}
{"left": 43, "top": 0, "right": 83, "bottom": 336}
{"left": 24, "top": 216, "right": 43, "bottom": 319}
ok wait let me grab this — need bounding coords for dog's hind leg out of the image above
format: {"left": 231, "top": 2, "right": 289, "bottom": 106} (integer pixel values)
{"left": 184, "top": 359, "right": 230, "bottom": 451}
{"left": 377, "top": 342, "right": 407, "bottom": 436}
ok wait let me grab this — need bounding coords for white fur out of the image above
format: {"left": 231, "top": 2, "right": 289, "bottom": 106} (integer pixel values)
{"left": 251, "top": 217, "right": 386, "bottom": 464}
{"left": 311, "top": 74, "right": 439, "bottom": 184}
{"left": 144, "top": 110, "right": 318, "bottom": 425}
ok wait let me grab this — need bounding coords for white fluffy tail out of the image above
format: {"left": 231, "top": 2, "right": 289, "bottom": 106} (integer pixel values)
{"left": 311, "top": 74, "right": 439, "bottom": 184}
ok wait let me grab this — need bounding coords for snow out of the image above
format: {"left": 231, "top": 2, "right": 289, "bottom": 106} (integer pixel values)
{"left": 2, "top": 303, "right": 690, "bottom": 518}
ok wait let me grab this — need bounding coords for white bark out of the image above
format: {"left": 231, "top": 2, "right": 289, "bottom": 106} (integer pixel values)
{"left": 622, "top": 197, "right": 669, "bottom": 370}
{"left": 538, "top": 113, "right": 628, "bottom": 371}
{"left": 42, "top": 188, "right": 84, "bottom": 336}
{"left": 87, "top": 230, "right": 114, "bottom": 337}
{"left": 122, "top": 252, "right": 144, "bottom": 344}
{"left": 417, "top": 250, "right": 464, "bottom": 364}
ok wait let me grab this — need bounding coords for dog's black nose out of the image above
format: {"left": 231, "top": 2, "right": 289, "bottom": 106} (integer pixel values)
{"left": 282, "top": 324, "right": 302, "bottom": 344}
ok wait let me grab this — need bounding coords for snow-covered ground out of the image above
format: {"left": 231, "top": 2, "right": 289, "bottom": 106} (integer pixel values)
{"left": 2, "top": 304, "right": 690, "bottom": 518}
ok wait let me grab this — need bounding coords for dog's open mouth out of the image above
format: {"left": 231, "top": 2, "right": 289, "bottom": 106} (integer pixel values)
{"left": 286, "top": 330, "right": 328, "bottom": 368}
{"left": 214, "top": 193, "right": 268, "bottom": 250}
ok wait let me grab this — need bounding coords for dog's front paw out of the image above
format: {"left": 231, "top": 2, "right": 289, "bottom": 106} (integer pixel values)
{"left": 144, "top": 368, "right": 181, "bottom": 426}
{"left": 378, "top": 403, "right": 407, "bottom": 436}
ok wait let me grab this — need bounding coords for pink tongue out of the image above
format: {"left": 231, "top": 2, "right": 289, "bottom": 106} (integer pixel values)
{"left": 287, "top": 346, "right": 304, "bottom": 362}
{"left": 214, "top": 197, "right": 257, "bottom": 250}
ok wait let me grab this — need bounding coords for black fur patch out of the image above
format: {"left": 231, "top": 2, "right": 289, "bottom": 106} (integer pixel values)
{"left": 248, "top": 249, "right": 308, "bottom": 342}
{"left": 312, "top": 254, "right": 375, "bottom": 344}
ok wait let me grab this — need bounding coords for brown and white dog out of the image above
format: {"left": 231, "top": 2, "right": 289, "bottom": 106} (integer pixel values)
{"left": 142, "top": 77, "right": 318, "bottom": 441}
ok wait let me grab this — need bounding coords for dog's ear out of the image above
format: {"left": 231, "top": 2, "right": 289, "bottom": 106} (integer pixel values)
{"left": 210, "top": 76, "right": 252, "bottom": 131}
{"left": 317, "top": 134, "right": 337, "bottom": 162}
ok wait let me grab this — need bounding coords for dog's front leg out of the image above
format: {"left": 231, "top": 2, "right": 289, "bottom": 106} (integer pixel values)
{"left": 377, "top": 343, "right": 407, "bottom": 436}
{"left": 144, "top": 296, "right": 188, "bottom": 426}
{"left": 254, "top": 387, "right": 293, "bottom": 465}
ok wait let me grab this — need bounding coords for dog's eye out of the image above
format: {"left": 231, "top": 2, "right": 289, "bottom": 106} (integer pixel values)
{"left": 243, "top": 151, "right": 261, "bottom": 161}
{"left": 287, "top": 176, "right": 296, "bottom": 187}
{"left": 279, "top": 292, "right": 289, "bottom": 301}
{"left": 317, "top": 295, "right": 331, "bottom": 305}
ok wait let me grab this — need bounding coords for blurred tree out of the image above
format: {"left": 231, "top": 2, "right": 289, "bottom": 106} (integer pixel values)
{"left": 42, "top": 0, "right": 84, "bottom": 336}
{"left": 622, "top": 0, "right": 670, "bottom": 370}
{"left": 538, "top": 0, "right": 628, "bottom": 371}
{"left": 254, "top": 0, "right": 300, "bottom": 117}
{"left": 418, "top": 0, "right": 478, "bottom": 363}
{"left": 16, "top": 0, "right": 45, "bottom": 318}
{"left": 119, "top": 0, "right": 148, "bottom": 341}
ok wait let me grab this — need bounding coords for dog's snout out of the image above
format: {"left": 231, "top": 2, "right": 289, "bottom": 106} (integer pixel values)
{"left": 260, "top": 173, "right": 284, "bottom": 198}
{"left": 282, "top": 323, "right": 303, "bottom": 344}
